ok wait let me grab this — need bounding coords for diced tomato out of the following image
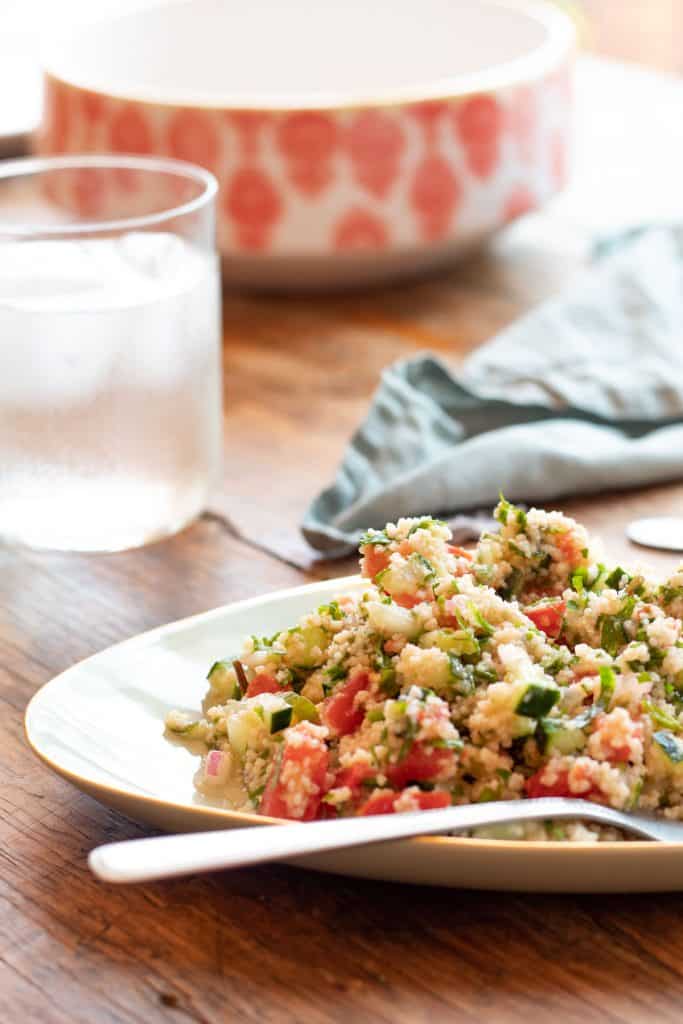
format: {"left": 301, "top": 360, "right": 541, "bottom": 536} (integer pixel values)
{"left": 557, "top": 531, "right": 583, "bottom": 569}
{"left": 524, "top": 599, "right": 566, "bottom": 639}
{"left": 525, "top": 767, "right": 573, "bottom": 799}
{"left": 439, "top": 613, "right": 460, "bottom": 629}
{"left": 526, "top": 767, "right": 601, "bottom": 802}
{"left": 415, "top": 790, "right": 451, "bottom": 810}
{"left": 334, "top": 761, "right": 375, "bottom": 793}
{"left": 259, "top": 724, "right": 329, "bottom": 821}
{"left": 358, "top": 791, "right": 398, "bottom": 816}
{"left": 361, "top": 546, "right": 390, "bottom": 580}
{"left": 358, "top": 787, "right": 451, "bottom": 816}
{"left": 592, "top": 715, "right": 641, "bottom": 764}
{"left": 322, "top": 670, "right": 369, "bottom": 736}
{"left": 571, "top": 666, "right": 599, "bottom": 683}
{"left": 386, "top": 743, "right": 456, "bottom": 787}
{"left": 448, "top": 545, "right": 473, "bottom": 560}
{"left": 245, "top": 673, "right": 282, "bottom": 698}
{"left": 605, "top": 745, "right": 632, "bottom": 764}
{"left": 393, "top": 592, "right": 426, "bottom": 609}
{"left": 398, "top": 540, "right": 413, "bottom": 556}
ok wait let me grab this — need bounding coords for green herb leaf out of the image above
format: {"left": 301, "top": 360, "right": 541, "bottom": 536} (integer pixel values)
{"left": 642, "top": 700, "right": 681, "bottom": 732}
{"left": 431, "top": 737, "right": 464, "bottom": 751}
{"left": 318, "top": 600, "right": 344, "bottom": 621}
{"left": 467, "top": 601, "right": 495, "bottom": 637}
{"left": 359, "top": 529, "right": 391, "bottom": 547}
{"left": 500, "top": 568, "right": 523, "bottom": 600}
{"left": 600, "top": 615, "right": 626, "bottom": 657}
{"left": 598, "top": 665, "right": 616, "bottom": 706}
{"left": 477, "top": 787, "right": 499, "bottom": 803}
{"left": 408, "top": 517, "right": 446, "bottom": 535}
{"left": 571, "top": 567, "right": 590, "bottom": 594}
{"left": 474, "top": 664, "right": 499, "bottom": 685}
{"left": 605, "top": 566, "right": 631, "bottom": 590}
{"left": 448, "top": 653, "right": 476, "bottom": 696}
{"left": 411, "top": 552, "right": 437, "bottom": 581}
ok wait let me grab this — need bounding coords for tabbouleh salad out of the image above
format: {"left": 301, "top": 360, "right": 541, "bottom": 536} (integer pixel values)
{"left": 166, "top": 499, "right": 683, "bottom": 842}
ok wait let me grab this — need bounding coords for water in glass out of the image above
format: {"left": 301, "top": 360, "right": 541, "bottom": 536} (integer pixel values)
{"left": 0, "top": 231, "right": 221, "bottom": 550}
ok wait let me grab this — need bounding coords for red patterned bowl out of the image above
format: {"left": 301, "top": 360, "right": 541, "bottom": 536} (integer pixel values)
{"left": 39, "top": 0, "right": 575, "bottom": 289}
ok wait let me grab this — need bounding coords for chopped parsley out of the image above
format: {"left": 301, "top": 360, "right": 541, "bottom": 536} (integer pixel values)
{"left": 359, "top": 529, "right": 391, "bottom": 547}
{"left": 408, "top": 517, "right": 446, "bottom": 535}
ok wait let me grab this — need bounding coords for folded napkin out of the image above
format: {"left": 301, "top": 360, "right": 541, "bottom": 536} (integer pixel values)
{"left": 302, "top": 225, "right": 683, "bottom": 557}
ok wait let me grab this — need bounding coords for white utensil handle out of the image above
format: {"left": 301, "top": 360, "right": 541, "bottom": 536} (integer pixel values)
{"left": 88, "top": 798, "right": 629, "bottom": 884}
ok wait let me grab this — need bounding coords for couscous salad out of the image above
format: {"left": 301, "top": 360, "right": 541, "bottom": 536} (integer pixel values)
{"left": 167, "top": 500, "right": 683, "bottom": 841}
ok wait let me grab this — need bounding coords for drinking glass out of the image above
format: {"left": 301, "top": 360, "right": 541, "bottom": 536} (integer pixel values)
{"left": 0, "top": 155, "right": 222, "bottom": 551}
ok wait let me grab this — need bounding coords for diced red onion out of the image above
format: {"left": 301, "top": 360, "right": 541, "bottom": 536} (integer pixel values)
{"left": 206, "top": 750, "right": 225, "bottom": 777}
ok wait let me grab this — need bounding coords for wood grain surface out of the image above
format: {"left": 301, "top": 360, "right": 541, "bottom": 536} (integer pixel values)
{"left": 5, "top": 7, "right": 683, "bottom": 1021}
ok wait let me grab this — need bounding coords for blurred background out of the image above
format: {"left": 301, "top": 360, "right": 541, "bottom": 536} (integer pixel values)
{"left": 1, "top": 0, "right": 680, "bottom": 158}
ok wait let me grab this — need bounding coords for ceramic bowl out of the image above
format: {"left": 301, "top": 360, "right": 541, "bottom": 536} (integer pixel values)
{"left": 39, "top": 0, "right": 575, "bottom": 289}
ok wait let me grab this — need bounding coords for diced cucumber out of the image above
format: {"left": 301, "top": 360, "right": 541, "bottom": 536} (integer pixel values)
{"left": 284, "top": 625, "right": 330, "bottom": 669}
{"left": 257, "top": 693, "right": 294, "bottom": 734}
{"left": 480, "top": 679, "right": 535, "bottom": 737}
{"left": 206, "top": 660, "right": 242, "bottom": 701}
{"left": 515, "top": 683, "right": 559, "bottom": 718}
{"left": 269, "top": 705, "right": 293, "bottom": 732}
{"left": 227, "top": 708, "right": 266, "bottom": 757}
{"left": 365, "top": 708, "right": 385, "bottom": 723}
{"left": 375, "top": 553, "right": 434, "bottom": 597}
{"left": 471, "top": 822, "right": 528, "bottom": 841}
{"left": 650, "top": 730, "right": 683, "bottom": 782}
{"left": 284, "top": 692, "right": 320, "bottom": 724}
{"left": 419, "top": 628, "right": 480, "bottom": 658}
{"left": 366, "top": 600, "right": 422, "bottom": 639}
{"left": 537, "top": 717, "right": 586, "bottom": 756}
{"left": 512, "top": 715, "right": 537, "bottom": 739}
{"left": 165, "top": 716, "right": 207, "bottom": 740}
{"left": 228, "top": 692, "right": 299, "bottom": 750}
{"left": 653, "top": 730, "right": 683, "bottom": 764}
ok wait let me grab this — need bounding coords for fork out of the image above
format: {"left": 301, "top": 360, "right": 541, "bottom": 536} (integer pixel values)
{"left": 88, "top": 798, "right": 683, "bottom": 885}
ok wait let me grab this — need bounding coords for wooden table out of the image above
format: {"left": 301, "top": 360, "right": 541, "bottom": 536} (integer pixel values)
{"left": 4, "top": 27, "right": 683, "bottom": 1024}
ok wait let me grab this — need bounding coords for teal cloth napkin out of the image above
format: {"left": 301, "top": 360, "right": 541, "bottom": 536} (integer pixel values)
{"left": 302, "top": 226, "right": 683, "bottom": 557}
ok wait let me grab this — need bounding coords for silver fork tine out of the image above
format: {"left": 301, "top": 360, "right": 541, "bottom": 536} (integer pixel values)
{"left": 440, "top": 798, "right": 683, "bottom": 842}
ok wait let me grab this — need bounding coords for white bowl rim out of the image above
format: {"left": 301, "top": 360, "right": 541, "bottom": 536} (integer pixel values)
{"left": 42, "top": 0, "right": 576, "bottom": 112}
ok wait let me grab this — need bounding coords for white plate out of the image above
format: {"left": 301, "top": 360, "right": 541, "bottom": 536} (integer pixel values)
{"left": 24, "top": 575, "right": 683, "bottom": 892}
